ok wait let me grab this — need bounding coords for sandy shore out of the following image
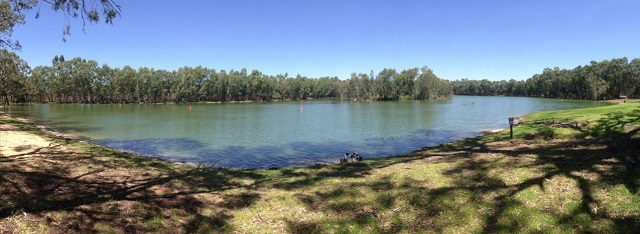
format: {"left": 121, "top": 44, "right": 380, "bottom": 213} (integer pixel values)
{"left": 0, "top": 121, "right": 61, "bottom": 157}
{"left": 0, "top": 113, "right": 201, "bottom": 168}
{"left": 1, "top": 104, "right": 639, "bottom": 233}
{"left": 0, "top": 113, "right": 85, "bottom": 158}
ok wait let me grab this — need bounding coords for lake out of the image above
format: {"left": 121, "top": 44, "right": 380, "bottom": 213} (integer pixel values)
{"left": 5, "top": 96, "right": 608, "bottom": 169}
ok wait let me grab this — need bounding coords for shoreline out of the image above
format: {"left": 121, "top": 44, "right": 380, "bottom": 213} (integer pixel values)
{"left": 1, "top": 110, "right": 508, "bottom": 170}
{"left": 1, "top": 96, "right": 634, "bottom": 106}
{"left": 0, "top": 111, "right": 203, "bottom": 168}
{"left": 0, "top": 97, "right": 341, "bottom": 106}
{"left": 2, "top": 102, "right": 639, "bottom": 233}
{"left": 0, "top": 98, "right": 626, "bottom": 170}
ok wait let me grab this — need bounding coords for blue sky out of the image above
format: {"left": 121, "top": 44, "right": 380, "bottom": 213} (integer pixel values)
{"left": 12, "top": 0, "right": 640, "bottom": 81}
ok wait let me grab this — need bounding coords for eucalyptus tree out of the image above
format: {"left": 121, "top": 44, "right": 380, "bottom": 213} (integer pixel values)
{"left": 276, "top": 74, "right": 292, "bottom": 100}
{"left": 244, "top": 69, "right": 259, "bottom": 101}
{"left": 375, "top": 68, "right": 398, "bottom": 101}
{"left": 96, "top": 64, "right": 114, "bottom": 102}
{"left": 214, "top": 69, "right": 230, "bottom": 101}
{"left": 601, "top": 57, "right": 630, "bottom": 99}
{"left": 225, "top": 69, "right": 243, "bottom": 101}
{"left": 1, "top": 0, "right": 120, "bottom": 50}
{"left": 249, "top": 69, "right": 275, "bottom": 102}
{"left": 345, "top": 73, "right": 359, "bottom": 100}
{"left": 112, "top": 66, "right": 136, "bottom": 102}
{"left": 346, "top": 73, "right": 374, "bottom": 100}
{"left": 208, "top": 69, "right": 226, "bottom": 102}
{"left": 414, "top": 66, "right": 441, "bottom": 99}
{"left": 0, "top": 49, "right": 29, "bottom": 106}
{"left": 261, "top": 75, "right": 278, "bottom": 101}
{"left": 15, "top": 54, "right": 456, "bottom": 103}
{"left": 198, "top": 68, "right": 216, "bottom": 101}
{"left": 396, "top": 68, "right": 417, "bottom": 97}
{"left": 629, "top": 58, "right": 640, "bottom": 98}
{"left": 49, "top": 55, "right": 68, "bottom": 102}
{"left": 175, "top": 66, "right": 208, "bottom": 102}
{"left": 64, "top": 57, "right": 99, "bottom": 103}
{"left": 336, "top": 78, "right": 350, "bottom": 100}
{"left": 137, "top": 67, "right": 157, "bottom": 103}
{"left": 0, "top": 0, "right": 24, "bottom": 50}
{"left": 156, "top": 69, "right": 175, "bottom": 102}
{"left": 289, "top": 75, "right": 313, "bottom": 100}
{"left": 26, "top": 65, "right": 52, "bottom": 102}
{"left": 314, "top": 76, "right": 339, "bottom": 99}
{"left": 358, "top": 73, "right": 372, "bottom": 100}
{"left": 450, "top": 57, "right": 640, "bottom": 100}
{"left": 413, "top": 68, "right": 432, "bottom": 100}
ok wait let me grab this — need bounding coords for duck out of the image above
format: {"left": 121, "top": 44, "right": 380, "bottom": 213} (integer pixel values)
{"left": 354, "top": 152, "right": 363, "bottom": 161}
{"left": 340, "top": 153, "right": 349, "bottom": 164}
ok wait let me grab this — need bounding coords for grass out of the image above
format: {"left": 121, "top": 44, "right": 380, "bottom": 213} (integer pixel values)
{"left": 1, "top": 101, "right": 640, "bottom": 233}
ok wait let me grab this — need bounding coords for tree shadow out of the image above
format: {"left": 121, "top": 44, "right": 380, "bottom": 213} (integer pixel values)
{"left": 2, "top": 108, "right": 639, "bottom": 232}
{"left": 265, "top": 111, "right": 640, "bottom": 232}
{"left": 0, "top": 138, "right": 269, "bottom": 232}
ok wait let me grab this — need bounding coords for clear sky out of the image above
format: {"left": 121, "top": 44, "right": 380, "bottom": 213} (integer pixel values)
{"left": 11, "top": 0, "right": 640, "bottom": 81}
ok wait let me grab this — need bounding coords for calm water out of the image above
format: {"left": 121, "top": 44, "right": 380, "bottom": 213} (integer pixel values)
{"left": 5, "top": 96, "right": 607, "bottom": 168}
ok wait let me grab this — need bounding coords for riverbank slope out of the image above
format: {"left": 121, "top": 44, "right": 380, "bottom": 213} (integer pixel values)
{"left": 1, "top": 102, "right": 639, "bottom": 233}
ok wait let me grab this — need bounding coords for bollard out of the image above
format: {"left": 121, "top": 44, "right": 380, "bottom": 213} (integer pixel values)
{"left": 509, "top": 117, "right": 514, "bottom": 139}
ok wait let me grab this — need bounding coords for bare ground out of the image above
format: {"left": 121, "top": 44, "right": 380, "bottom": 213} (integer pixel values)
{"left": 1, "top": 115, "right": 639, "bottom": 233}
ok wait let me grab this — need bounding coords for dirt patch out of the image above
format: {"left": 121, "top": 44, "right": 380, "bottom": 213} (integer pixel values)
{"left": 0, "top": 123, "right": 58, "bottom": 157}
{"left": 1, "top": 112, "right": 639, "bottom": 233}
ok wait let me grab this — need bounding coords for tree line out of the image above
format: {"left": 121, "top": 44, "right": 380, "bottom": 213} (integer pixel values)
{"left": 1, "top": 53, "right": 453, "bottom": 105}
{"left": 451, "top": 57, "right": 640, "bottom": 100}
{"left": 8, "top": 53, "right": 636, "bottom": 106}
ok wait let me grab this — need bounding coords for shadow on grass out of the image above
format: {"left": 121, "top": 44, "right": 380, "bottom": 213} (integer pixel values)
{"left": 274, "top": 110, "right": 640, "bottom": 233}
{"left": 1, "top": 109, "right": 639, "bottom": 232}
{"left": 0, "top": 123, "right": 267, "bottom": 233}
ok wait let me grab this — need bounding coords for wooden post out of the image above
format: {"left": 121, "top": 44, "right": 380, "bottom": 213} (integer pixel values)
{"left": 509, "top": 117, "right": 514, "bottom": 139}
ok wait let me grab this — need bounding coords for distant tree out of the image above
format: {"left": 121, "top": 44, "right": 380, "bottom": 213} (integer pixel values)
{"left": 587, "top": 74, "right": 608, "bottom": 100}
{"left": 27, "top": 65, "right": 51, "bottom": 102}
{"left": 1, "top": 0, "right": 121, "bottom": 50}
{"left": 629, "top": 58, "right": 640, "bottom": 98}
{"left": 375, "top": 68, "right": 398, "bottom": 100}
{"left": 396, "top": 68, "right": 417, "bottom": 97}
{"left": 414, "top": 67, "right": 436, "bottom": 99}
{"left": 414, "top": 66, "right": 452, "bottom": 99}
{"left": 0, "top": 49, "right": 29, "bottom": 106}
{"left": 450, "top": 57, "right": 640, "bottom": 100}
{"left": 12, "top": 54, "right": 454, "bottom": 104}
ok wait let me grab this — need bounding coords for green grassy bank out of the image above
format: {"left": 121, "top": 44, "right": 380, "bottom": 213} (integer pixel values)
{"left": 1, "top": 101, "right": 639, "bottom": 233}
